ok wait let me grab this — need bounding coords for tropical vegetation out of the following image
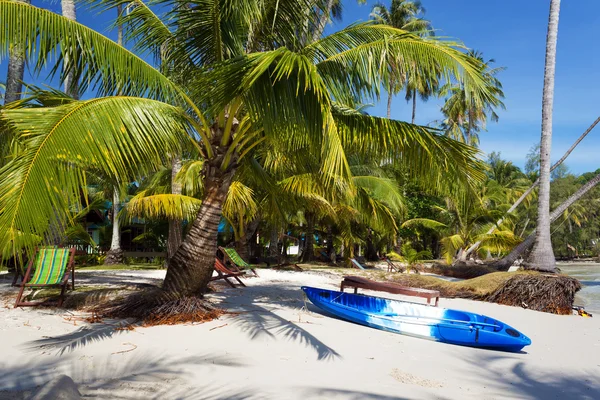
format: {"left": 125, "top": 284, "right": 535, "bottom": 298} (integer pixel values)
{"left": 0, "top": 0, "right": 598, "bottom": 317}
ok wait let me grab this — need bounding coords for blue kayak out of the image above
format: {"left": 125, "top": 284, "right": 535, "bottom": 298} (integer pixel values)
{"left": 302, "top": 286, "right": 531, "bottom": 352}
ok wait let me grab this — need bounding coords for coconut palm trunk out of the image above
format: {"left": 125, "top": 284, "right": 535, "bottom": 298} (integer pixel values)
{"left": 386, "top": 90, "right": 393, "bottom": 119}
{"left": 61, "top": 0, "right": 79, "bottom": 99}
{"left": 313, "top": 0, "right": 335, "bottom": 42}
{"left": 163, "top": 179, "right": 231, "bottom": 294}
{"left": 269, "top": 228, "right": 279, "bottom": 257}
{"left": 105, "top": 188, "right": 124, "bottom": 264}
{"left": 301, "top": 212, "right": 315, "bottom": 262}
{"left": 105, "top": 5, "right": 126, "bottom": 266}
{"left": 493, "top": 170, "right": 600, "bottom": 270}
{"left": 167, "top": 156, "right": 183, "bottom": 260}
{"left": 528, "top": 0, "right": 561, "bottom": 272}
{"left": 4, "top": 0, "right": 30, "bottom": 105}
{"left": 411, "top": 88, "right": 417, "bottom": 124}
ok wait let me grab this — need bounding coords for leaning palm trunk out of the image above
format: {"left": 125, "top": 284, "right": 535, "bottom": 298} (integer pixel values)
{"left": 163, "top": 180, "right": 230, "bottom": 294}
{"left": 528, "top": 0, "right": 561, "bottom": 272}
{"left": 167, "top": 156, "right": 183, "bottom": 260}
{"left": 61, "top": 0, "right": 79, "bottom": 98}
{"left": 493, "top": 171, "right": 600, "bottom": 271}
{"left": 463, "top": 115, "right": 600, "bottom": 258}
{"left": 4, "top": 0, "right": 30, "bottom": 104}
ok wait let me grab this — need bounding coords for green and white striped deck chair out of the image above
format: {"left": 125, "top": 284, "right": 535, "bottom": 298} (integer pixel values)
{"left": 15, "top": 247, "right": 76, "bottom": 307}
{"left": 219, "top": 247, "right": 259, "bottom": 277}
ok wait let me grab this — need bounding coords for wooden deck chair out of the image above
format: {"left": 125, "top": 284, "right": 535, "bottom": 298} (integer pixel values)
{"left": 219, "top": 247, "right": 259, "bottom": 277}
{"left": 210, "top": 258, "right": 246, "bottom": 288}
{"left": 384, "top": 257, "right": 404, "bottom": 273}
{"left": 14, "top": 247, "right": 76, "bottom": 307}
{"left": 350, "top": 258, "right": 366, "bottom": 270}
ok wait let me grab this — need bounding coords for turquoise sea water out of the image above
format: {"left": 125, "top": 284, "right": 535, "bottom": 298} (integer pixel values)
{"left": 559, "top": 262, "right": 600, "bottom": 313}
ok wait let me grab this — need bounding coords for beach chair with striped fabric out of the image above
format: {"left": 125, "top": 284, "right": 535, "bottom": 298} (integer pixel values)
{"left": 219, "top": 247, "right": 259, "bottom": 277}
{"left": 14, "top": 247, "right": 76, "bottom": 307}
{"left": 210, "top": 258, "right": 246, "bottom": 288}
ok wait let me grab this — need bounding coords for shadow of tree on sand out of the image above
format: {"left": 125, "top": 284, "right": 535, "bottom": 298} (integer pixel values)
{"left": 297, "top": 388, "right": 435, "bottom": 400}
{"left": 216, "top": 283, "right": 342, "bottom": 361}
{"left": 1, "top": 352, "right": 252, "bottom": 399}
{"left": 21, "top": 319, "right": 138, "bottom": 355}
{"left": 463, "top": 352, "right": 600, "bottom": 399}
{"left": 19, "top": 279, "right": 341, "bottom": 361}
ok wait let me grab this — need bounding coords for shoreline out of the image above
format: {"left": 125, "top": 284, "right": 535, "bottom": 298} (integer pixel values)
{"left": 2, "top": 269, "right": 599, "bottom": 399}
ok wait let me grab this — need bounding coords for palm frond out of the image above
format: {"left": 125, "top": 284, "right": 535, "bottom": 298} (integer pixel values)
{"left": 0, "top": 1, "right": 191, "bottom": 105}
{"left": 123, "top": 192, "right": 202, "bottom": 221}
{"left": 0, "top": 96, "right": 194, "bottom": 255}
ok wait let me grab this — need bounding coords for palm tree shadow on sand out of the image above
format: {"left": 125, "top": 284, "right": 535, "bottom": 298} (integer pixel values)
{"left": 18, "top": 281, "right": 342, "bottom": 361}
{"left": 1, "top": 352, "right": 253, "bottom": 399}
{"left": 212, "top": 282, "right": 342, "bottom": 361}
{"left": 461, "top": 352, "right": 600, "bottom": 399}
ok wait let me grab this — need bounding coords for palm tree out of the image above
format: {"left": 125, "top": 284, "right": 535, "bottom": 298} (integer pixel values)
{"left": 4, "top": 0, "right": 30, "bottom": 104}
{"left": 440, "top": 51, "right": 505, "bottom": 146}
{"left": 528, "top": 0, "right": 561, "bottom": 272}
{"left": 0, "top": 0, "right": 491, "bottom": 304}
{"left": 394, "top": 242, "right": 431, "bottom": 273}
{"left": 371, "top": 0, "right": 433, "bottom": 119}
{"left": 61, "top": 0, "right": 79, "bottom": 98}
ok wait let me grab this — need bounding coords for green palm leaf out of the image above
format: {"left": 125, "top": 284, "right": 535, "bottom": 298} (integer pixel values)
{"left": 123, "top": 192, "right": 203, "bottom": 221}
{"left": 0, "top": 96, "right": 194, "bottom": 254}
{"left": 0, "top": 1, "right": 190, "bottom": 106}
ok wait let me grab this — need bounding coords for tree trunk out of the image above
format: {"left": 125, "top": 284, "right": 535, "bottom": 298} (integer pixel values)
{"left": 493, "top": 170, "right": 600, "bottom": 271}
{"left": 105, "top": 188, "right": 124, "bottom": 265}
{"left": 61, "top": 0, "right": 79, "bottom": 99}
{"left": 386, "top": 90, "right": 393, "bottom": 119}
{"left": 312, "top": 0, "right": 335, "bottom": 42}
{"left": 301, "top": 212, "right": 315, "bottom": 262}
{"left": 4, "top": 0, "right": 30, "bottom": 105}
{"left": 365, "top": 229, "right": 378, "bottom": 261}
{"left": 464, "top": 115, "right": 600, "bottom": 258}
{"left": 167, "top": 156, "right": 183, "bottom": 260}
{"left": 326, "top": 224, "right": 336, "bottom": 264}
{"left": 235, "top": 218, "right": 260, "bottom": 262}
{"left": 411, "top": 88, "right": 417, "bottom": 124}
{"left": 163, "top": 181, "right": 229, "bottom": 294}
{"left": 529, "top": 0, "right": 561, "bottom": 272}
{"left": 269, "top": 228, "right": 279, "bottom": 257}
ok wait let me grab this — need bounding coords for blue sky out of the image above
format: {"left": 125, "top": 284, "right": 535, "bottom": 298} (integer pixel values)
{"left": 3, "top": 0, "right": 600, "bottom": 174}
{"left": 329, "top": 0, "right": 600, "bottom": 174}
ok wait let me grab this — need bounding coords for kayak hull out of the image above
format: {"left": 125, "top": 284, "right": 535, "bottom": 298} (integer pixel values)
{"left": 302, "top": 286, "right": 531, "bottom": 352}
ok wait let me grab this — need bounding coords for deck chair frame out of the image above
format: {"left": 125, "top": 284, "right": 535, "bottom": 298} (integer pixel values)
{"left": 219, "top": 247, "right": 259, "bottom": 277}
{"left": 14, "top": 247, "right": 76, "bottom": 307}
{"left": 210, "top": 258, "right": 246, "bottom": 288}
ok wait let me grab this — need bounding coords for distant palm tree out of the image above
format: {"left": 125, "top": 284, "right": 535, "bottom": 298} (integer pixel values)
{"left": 371, "top": 0, "right": 433, "bottom": 119}
{"left": 528, "top": 0, "right": 561, "bottom": 272}
{"left": 440, "top": 51, "right": 505, "bottom": 146}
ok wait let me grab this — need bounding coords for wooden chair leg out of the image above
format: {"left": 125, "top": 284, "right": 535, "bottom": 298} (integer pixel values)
{"left": 233, "top": 275, "right": 246, "bottom": 287}
{"left": 14, "top": 283, "right": 27, "bottom": 307}
{"left": 58, "top": 284, "right": 67, "bottom": 307}
{"left": 434, "top": 297, "right": 439, "bottom": 307}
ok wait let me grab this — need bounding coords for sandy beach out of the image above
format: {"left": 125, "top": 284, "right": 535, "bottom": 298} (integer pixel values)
{"left": 1, "top": 269, "right": 599, "bottom": 400}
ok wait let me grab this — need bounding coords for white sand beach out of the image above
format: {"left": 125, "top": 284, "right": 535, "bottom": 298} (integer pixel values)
{"left": 1, "top": 269, "right": 599, "bottom": 400}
